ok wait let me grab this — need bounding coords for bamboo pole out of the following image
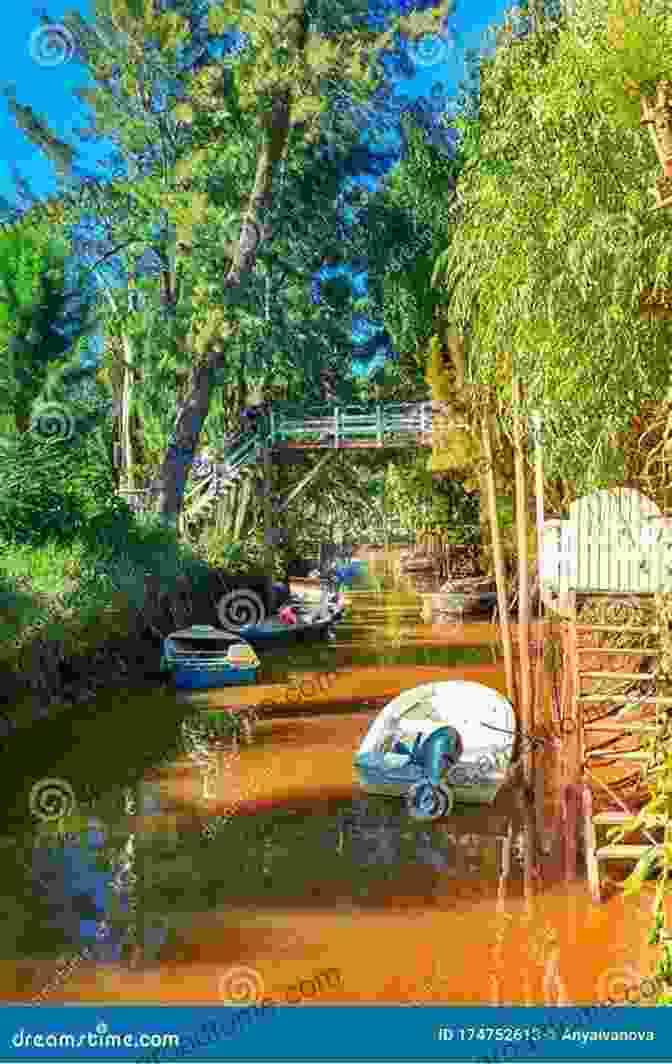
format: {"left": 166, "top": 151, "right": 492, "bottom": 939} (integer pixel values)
{"left": 481, "top": 406, "right": 516, "bottom": 705}
{"left": 513, "top": 375, "right": 533, "bottom": 787}
{"left": 531, "top": 411, "right": 546, "bottom": 725}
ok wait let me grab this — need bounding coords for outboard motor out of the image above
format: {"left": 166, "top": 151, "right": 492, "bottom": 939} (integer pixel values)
{"left": 399, "top": 726, "right": 463, "bottom": 822}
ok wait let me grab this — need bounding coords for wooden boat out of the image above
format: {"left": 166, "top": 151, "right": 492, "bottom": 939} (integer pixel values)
{"left": 224, "top": 592, "right": 346, "bottom": 648}
{"left": 238, "top": 598, "right": 345, "bottom": 647}
{"left": 162, "top": 625, "right": 260, "bottom": 691}
{"left": 432, "top": 577, "right": 498, "bottom": 616}
{"left": 435, "top": 591, "right": 498, "bottom": 615}
{"left": 354, "top": 681, "right": 516, "bottom": 812}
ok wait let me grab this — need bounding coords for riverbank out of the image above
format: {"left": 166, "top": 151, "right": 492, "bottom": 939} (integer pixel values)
{"left": 0, "top": 522, "right": 276, "bottom": 734}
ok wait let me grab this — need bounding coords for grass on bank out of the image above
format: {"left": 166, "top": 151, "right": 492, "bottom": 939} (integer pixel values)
{"left": 0, "top": 513, "right": 215, "bottom": 711}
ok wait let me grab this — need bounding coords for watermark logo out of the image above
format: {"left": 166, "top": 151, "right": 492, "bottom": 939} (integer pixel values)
{"left": 596, "top": 965, "right": 665, "bottom": 1005}
{"left": 29, "top": 23, "right": 76, "bottom": 67}
{"left": 596, "top": 965, "right": 640, "bottom": 1005}
{"left": 29, "top": 777, "right": 76, "bottom": 822}
{"left": 30, "top": 403, "right": 76, "bottom": 442}
{"left": 217, "top": 588, "right": 266, "bottom": 629}
{"left": 218, "top": 966, "right": 265, "bottom": 1007}
{"left": 411, "top": 27, "right": 458, "bottom": 68}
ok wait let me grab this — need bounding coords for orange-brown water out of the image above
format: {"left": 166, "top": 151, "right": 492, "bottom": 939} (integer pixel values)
{"left": 2, "top": 550, "right": 662, "bottom": 1007}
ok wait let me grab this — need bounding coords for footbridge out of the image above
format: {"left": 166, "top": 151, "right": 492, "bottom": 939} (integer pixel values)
{"left": 217, "top": 401, "right": 438, "bottom": 481}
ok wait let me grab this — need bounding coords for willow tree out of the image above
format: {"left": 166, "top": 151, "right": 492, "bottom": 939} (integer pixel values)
{"left": 431, "top": 0, "right": 672, "bottom": 500}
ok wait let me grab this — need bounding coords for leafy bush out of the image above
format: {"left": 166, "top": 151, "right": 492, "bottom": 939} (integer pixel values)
{"left": 0, "top": 419, "right": 130, "bottom": 548}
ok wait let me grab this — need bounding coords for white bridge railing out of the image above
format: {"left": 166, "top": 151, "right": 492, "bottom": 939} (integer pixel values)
{"left": 270, "top": 402, "right": 434, "bottom": 447}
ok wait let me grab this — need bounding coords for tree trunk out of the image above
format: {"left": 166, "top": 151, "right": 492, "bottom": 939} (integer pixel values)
{"left": 120, "top": 333, "right": 135, "bottom": 492}
{"left": 153, "top": 11, "right": 302, "bottom": 526}
{"left": 154, "top": 355, "right": 221, "bottom": 526}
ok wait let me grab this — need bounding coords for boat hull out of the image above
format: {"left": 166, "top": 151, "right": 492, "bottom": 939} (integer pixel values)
{"left": 353, "top": 764, "right": 503, "bottom": 805}
{"left": 434, "top": 592, "right": 498, "bottom": 614}
{"left": 172, "top": 666, "right": 258, "bottom": 691}
{"left": 353, "top": 681, "right": 515, "bottom": 813}
{"left": 239, "top": 612, "right": 343, "bottom": 647}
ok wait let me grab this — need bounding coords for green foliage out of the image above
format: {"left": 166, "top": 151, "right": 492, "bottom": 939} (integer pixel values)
{"left": 0, "top": 424, "right": 129, "bottom": 548}
{"left": 589, "top": 0, "right": 672, "bottom": 129}
{"left": 431, "top": 7, "right": 672, "bottom": 492}
{"left": 384, "top": 454, "right": 480, "bottom": 541}
{"left": 371, "top": 114, "right": 459, "bottom": 361}
{"left": 0, "top": 229, "right": 99, "bottom": 432}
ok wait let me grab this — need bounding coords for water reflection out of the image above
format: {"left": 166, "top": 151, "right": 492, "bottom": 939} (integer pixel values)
{"left": 27, "top": 779, "right": 174, "bottom": 990}
{"left": 2, "top": 548, "right": 661, "bottom": 1004}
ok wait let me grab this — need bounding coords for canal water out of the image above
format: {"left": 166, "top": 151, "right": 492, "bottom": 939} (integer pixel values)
{"left": 1, "top": 550, "right": 659, "bottom": 1007}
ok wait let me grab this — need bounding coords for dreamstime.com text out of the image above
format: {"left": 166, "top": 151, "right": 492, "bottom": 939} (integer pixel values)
{"left": 141, "top": 965, "right": 343, "bottom": 1062}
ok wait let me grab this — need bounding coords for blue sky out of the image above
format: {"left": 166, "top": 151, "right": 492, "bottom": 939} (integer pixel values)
{"left": 0, "top": 2, "right": 512, "bottom": 205}
{"left": 0, "top": 1, "right": 514, "bottom": 375}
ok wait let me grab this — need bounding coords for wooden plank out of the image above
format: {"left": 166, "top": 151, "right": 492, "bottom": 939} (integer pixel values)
{"left": 577, "top": 694, "right": 672, "bottom": 704}
{"left": 596, "top": 844, "right": 660, "bottom": 860}
{"left": 576, "top": 647, "right": 661, "bottom": 655}
{"left": 585, "top": 750, "right": 650, "bottom": 761}
{"left": 575, "top": 624, "right": 653, "bottom": 632}
{"left": 583, "top": 722, "right": 659, "bottom": 733}
{"left": 592, "top": 812, "right": 664, "bottom": 825}
{"left": 579, "top": 671, "right": 656, "bottom": 680}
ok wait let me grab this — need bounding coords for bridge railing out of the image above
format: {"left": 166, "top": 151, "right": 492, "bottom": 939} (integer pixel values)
{"left": 270, "top": 402, "right": 434, "bottom": 446}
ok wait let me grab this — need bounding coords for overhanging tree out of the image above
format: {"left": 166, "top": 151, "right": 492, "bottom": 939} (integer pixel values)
{"left": 9, "top": 0, "right": 454, "bottom": 527}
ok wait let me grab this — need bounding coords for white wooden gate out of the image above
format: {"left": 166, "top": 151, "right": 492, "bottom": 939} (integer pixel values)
{"left": 542, "top": 488, "right": 672, "bottom": 602}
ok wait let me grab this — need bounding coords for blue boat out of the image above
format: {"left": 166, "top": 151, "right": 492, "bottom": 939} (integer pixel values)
{"left": 162, "top": 625, "right": 260, "bottom": 691}
{"left": 234, "top": 593, "right": 346, "bottom": 648}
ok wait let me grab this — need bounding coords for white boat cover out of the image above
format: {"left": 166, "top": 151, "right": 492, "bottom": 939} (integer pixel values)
{"left": 355, "top": 681, "right": 516, "bottom": 771}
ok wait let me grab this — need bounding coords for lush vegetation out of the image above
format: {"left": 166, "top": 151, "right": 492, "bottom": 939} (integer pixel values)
{"left": 431, "top": 0, "right": 672, "bottom": 498}
{"left": 0, "top": 0, "right": 487, "bottom": 699}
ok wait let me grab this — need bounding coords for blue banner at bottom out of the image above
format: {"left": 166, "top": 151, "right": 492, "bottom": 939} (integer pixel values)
{"left": 1, "top": 1006, "right": 670, "bottom": 1062}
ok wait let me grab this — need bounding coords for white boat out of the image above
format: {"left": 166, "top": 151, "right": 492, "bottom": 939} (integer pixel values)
{"left": 354, "top": 681, "right": 516, "bottom": 814}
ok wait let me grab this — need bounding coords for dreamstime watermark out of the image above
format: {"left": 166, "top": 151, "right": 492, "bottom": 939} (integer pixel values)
{"left": 31, "top": 947, "right": 92, "bottom": 1003}
{"left": 140, "top": 965, "right": 343, "bottom": 1062}
{"left": 29, "top": 776, "right": 77, "bottom": 822}
{"left": 30, "top": 402, "right": 76, "bottom": 442}
{"left": 445, "top": 712, "right": 595, "bottom": 790}
{"left": 410, "top": 23, "right": 459, "bottom": 68}
{"left": 597, "top": 965, "right": 668, "bottom": 1006}
{"left": 266, "top": 669, "right": 340, "bottom": 708}
{"left": 218, "top": 964, "right": 343, "bottom": 1007}
{"left": 387, "top": 221, "right": 435, "bottom": 274}
{"left": 29, "top": 23, "right": 76, "bottom": 67}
